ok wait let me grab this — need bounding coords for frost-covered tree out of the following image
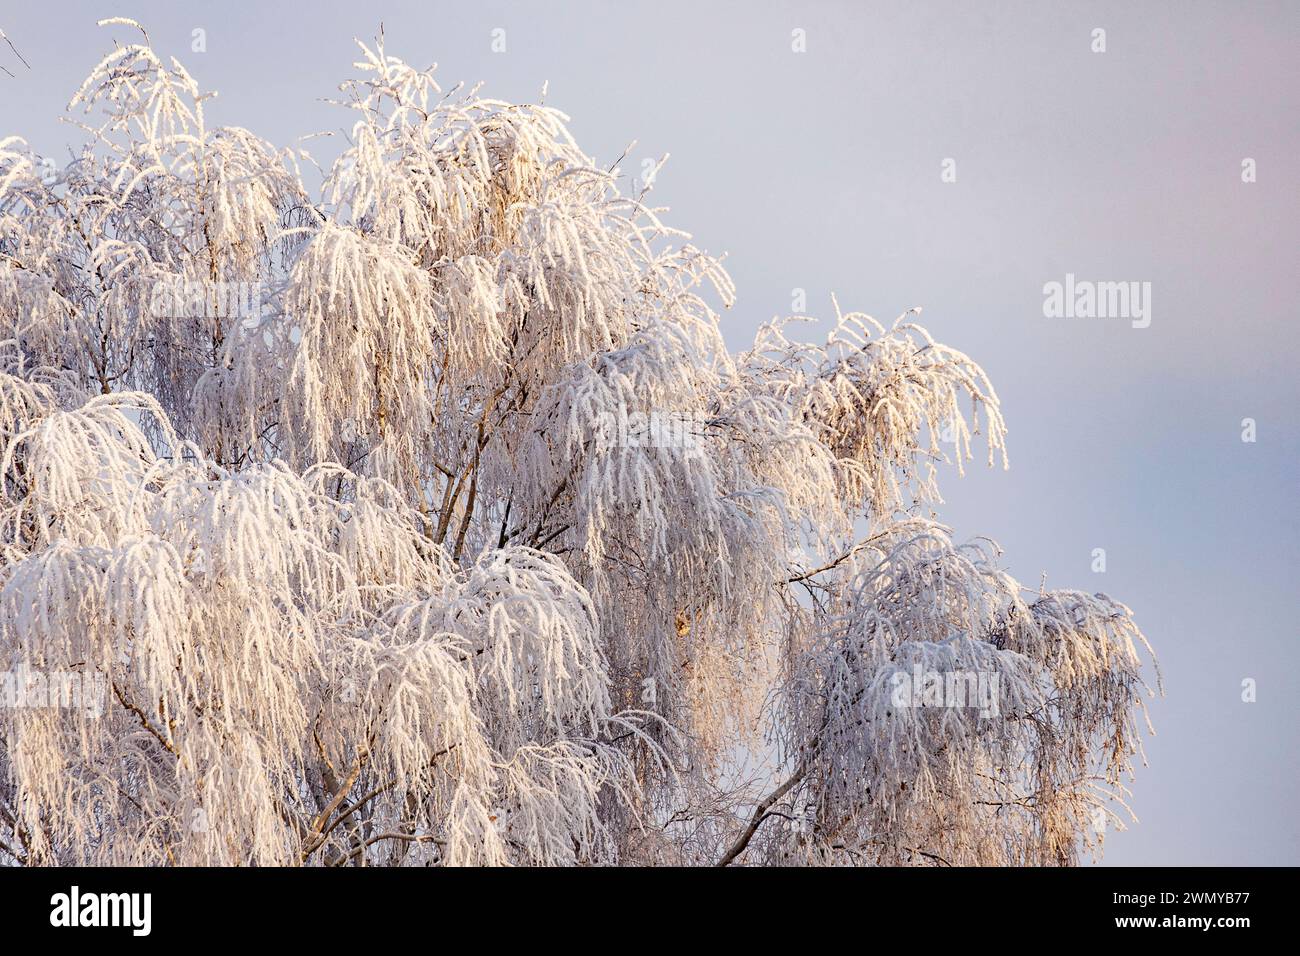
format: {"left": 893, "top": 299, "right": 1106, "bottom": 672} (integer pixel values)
{"left": 0, "top": 20, "right": 1157, "bottom": 867}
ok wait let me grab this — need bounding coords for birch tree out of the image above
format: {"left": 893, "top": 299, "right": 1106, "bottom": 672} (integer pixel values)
{"left": 0, "top": 20, "right": 1158, "bottom": 867}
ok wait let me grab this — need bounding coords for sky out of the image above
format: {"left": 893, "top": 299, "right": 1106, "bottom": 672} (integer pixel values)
{"left": 1, "top": 0, "right": 1296, "bottom": 865}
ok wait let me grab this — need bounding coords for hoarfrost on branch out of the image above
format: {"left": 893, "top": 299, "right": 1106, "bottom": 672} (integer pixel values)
{"left": 0, "top": 22, "right": 1157, "bottom": 866}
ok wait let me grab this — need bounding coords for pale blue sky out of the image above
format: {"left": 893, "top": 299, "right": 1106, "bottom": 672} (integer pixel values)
{"left": 2, "top": 0, "right": 1296, "bottom": 864}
